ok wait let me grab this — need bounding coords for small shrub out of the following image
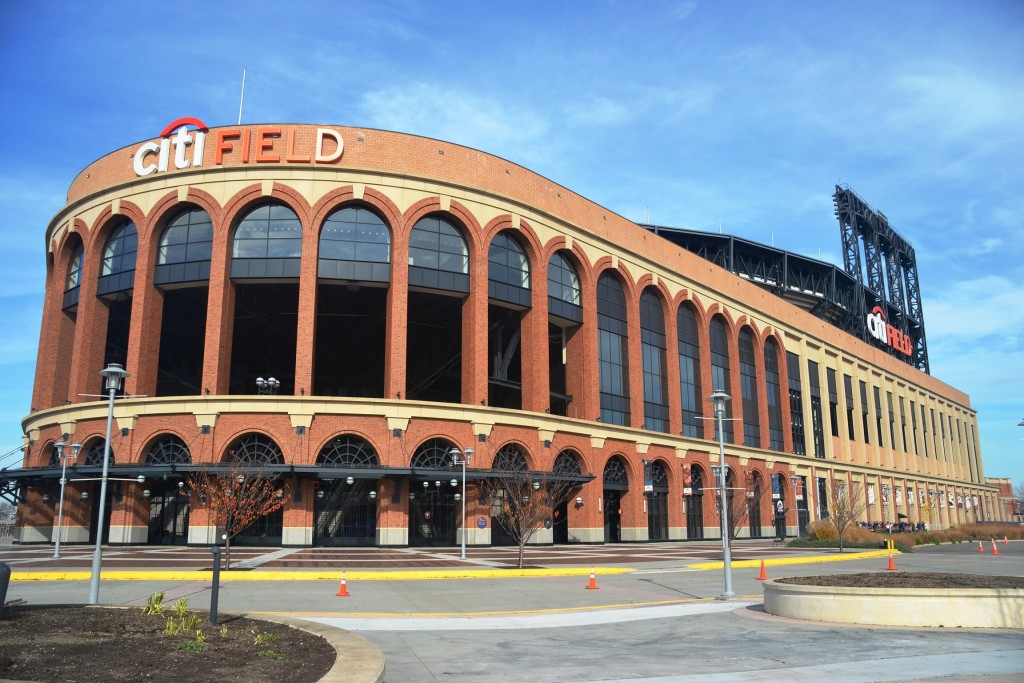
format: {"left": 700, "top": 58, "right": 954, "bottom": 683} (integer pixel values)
{"left": 194, "top": 630, "right": 206, "bottom": 644}
{"left": 143, "top": 592, "right": 165, "bottom": 616}
{"left": 252, "top": 630, "right": 280, "bottom": 646}
{"left": 177, "top": 640, "right": 206, "bottom": 652}
{"left": 163, "top": 618, "right": 180, "bottom": 636}
{"left": 171, "top": 598, "right": 190, "bottom": 619}
{"left": 257, "top": 649, "right": 285, "bottom": 660}
{"left": 180, "top": 614, "right": 202, "bottom": 633}
{"left": 806, "top": 520, "right": 837, "bottom": 541}
{"left": 219, "top": 625, "right": 229, "bottom": 638}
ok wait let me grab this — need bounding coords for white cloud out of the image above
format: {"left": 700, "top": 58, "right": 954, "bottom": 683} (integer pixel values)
{"left": 925, "top": 275, "right": 1024, "bottom": 341}
{"left": 359, "top": 83, "right": 551, "bottom": 157}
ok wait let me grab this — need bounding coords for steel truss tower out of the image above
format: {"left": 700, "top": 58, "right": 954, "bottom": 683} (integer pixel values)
{"left": 834, "top": 185, "right": 929, "bottom": 373}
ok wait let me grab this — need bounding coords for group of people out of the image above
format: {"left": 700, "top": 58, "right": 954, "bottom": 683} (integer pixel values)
{"left": 862, "top": 520, "right": 926, "bottom": 533}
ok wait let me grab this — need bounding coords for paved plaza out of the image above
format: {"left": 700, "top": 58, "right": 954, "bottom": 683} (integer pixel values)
{"left": 3, "top": 540, "right": 1023, "bottom": 682}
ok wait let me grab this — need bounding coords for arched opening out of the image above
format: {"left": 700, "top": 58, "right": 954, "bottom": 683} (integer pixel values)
{"left": 709, "top": 316, "right": 734, "bottom": 441}
{"left": 640, "top": 289, "right": 669, "bottom": 432}
{"left": 487, "top": 232, "right": 530, "bottom": 409}
{"left": 686, "top": 465, "right": 704, "bottom": 539}
{"left": 552, "top": 450, "right": 582, "bottom": 544}
{"left": 83, "top": 440, "right": 114, "bottom": 545}
{"left": 155, "top": 206, "right": 212, "bottom": 396}
{"left": 143, "top": 435, "right": 192, "bottom": 545}
{"left": 602, "top": 456, "right": 628, "bottom": 543}
{"left": 314, "top": 206, "right": 391, "bottom": 397}
{"left": 547, "top": 251, "right": 582, "bottom": 416}
{"left": 646, "top": 460, "right": 669, "bottom": 540}
{"left": 748, "top": 471, "right": 764, "bottom": 538}
{"left": 229, "top": 203, "right": 301, "bottom": 395}
{"left": 738, "top": 328, "right": 761, "bottom": 447}
{"left": 314, "top": 435, "right": 381, "bottom": 546}
{"left": 408, "top": 438, "right": 459, "bottom": 546}
{"left": 224, "top": 433, "right": 285, "bottom": 546}
{"left": 406, "top": 216, "right": 468, "bottom": 403}
{"left": 677, "top": 303, "right": 703, "bottom": 437}
{"left": 598, "top": 273, "right": 630, "bottom": 426}
{"left": 489, "top": 443, "right": 529, "bottom": 546}
{"left": 98, "top": 220, "right": 137, "bottom": 394}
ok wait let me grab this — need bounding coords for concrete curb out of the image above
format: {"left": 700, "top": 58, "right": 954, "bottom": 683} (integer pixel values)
{"left": 252, "top": 612, "right": 385, "bottom": 683}
{"left": 688, "top": 548, "right": 894, "bottom": 570}
{"left": 8, "top": 566, "right": 636, "bottom": 582}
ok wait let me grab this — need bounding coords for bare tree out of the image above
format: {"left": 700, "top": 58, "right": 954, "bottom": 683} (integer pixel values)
{"left": 715, "top": 481, "right": 766, "bottom": 540}
{"left": 187, "top": 463, "right": 288, "bottom": 569}
{"left": 828, "top": 478, "right": 868, "bottom": 552}
{"left": 481, "top": 471, "right": 578, "bottom": 569}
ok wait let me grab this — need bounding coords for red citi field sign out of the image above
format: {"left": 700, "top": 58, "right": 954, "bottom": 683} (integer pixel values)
{"left": 865, "top": 306, "right": 912, "bottom": 356}
{"left": 133, "top": 117, "right": 344, "bottom": 177}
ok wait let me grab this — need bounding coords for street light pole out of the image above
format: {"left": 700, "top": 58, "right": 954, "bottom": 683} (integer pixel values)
{"left": 450, "top": 447, "right": 474, "bottom": 560}
{"left": 52, "top": 440, "right": 81, "bottom": 559}
{"left": 707, "top": 389, "right": 734, "bottom": 600}
{"left": 89, "top": 363, "right": 129, "bottom": 605}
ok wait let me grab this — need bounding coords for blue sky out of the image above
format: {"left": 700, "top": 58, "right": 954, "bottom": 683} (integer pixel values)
{"left": 1, "top": 1, "right": 1021, "bottom": 486}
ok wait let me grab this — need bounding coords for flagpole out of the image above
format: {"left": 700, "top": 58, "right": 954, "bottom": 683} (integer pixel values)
{"left": 238, "top": 65, "right": 247, "bottom": 125}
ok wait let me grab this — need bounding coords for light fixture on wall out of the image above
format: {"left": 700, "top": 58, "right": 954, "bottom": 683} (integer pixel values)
{"left": 575, "top": 497, "right": 584, "bottom": 508}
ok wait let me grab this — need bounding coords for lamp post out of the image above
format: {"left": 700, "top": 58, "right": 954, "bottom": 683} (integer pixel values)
{"left": 450, "top": 447, "right": 475, "bottom": 560}
{"left": 52, "top": 440, "right": 82, "bottom": 559}
{"left": 707, "top": 389, "right": 733, "bottom": 600}
{"left": 89, "top": 362, "right": 129, "bottom": 605}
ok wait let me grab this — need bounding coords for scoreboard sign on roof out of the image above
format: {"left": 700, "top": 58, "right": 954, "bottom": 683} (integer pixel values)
{"left": 132, "top": 117, "right": 345, "bottom": 177}
{"left": 865, "top": 305, "right": 912, "bottom": 356}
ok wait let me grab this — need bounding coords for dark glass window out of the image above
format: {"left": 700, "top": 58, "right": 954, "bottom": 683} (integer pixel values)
{"left": 318, "top": 206, "right": 391, "bottom": 283}
{"left": 738, "top": 329, "right": 760, "bottom": 447}
{"left": 63, "top": 245, "right": 83, "bottom": 309}
{"left": 709, "top": 317, "right": 733, "bottom": 441}
{"left": 843, "top": 374, "right": 856, "bottom": 439}
{"left": 826, "top": 368, "right": 839, "bottom": 437}
{"left": 887, "top": 392, "right": 896, "bottom": 448}
{"left": 597, "top": 273, "right": 630, "bottom": 426}
{"left": 764, "top": 339, "right": 783, "bottom": 450}
{"left": 233, "top": 204, "right": 302, "bottom": 258}
{"left": 409, "top": 215, "right": 468, "bottom": 273}
{"left": 98, "top": 221, "right": 138, "bottom": 295}
{"left": 547, "top": 251, "right": 582, "bottom": 323}
{"left": 156, "top": 207, "right": 213, "bottom": 285}
{"left": 860, "top": 381, "right": 870, "bottom": 445}
{"left": 678, "top": 304, "right": 703, "bottom": 438}
{"left": 873, "top": 386, "right": 884, "bottom": 447}
{"left": 787, "top": 352, "right": 805, "bottom": 455}
{"left": 640, "top": 290, "right": 668, "bottom": 433}
{"left": 488, "top": 232, "right": 531, "bottom": 307}
{"left": 807, "top": 360, "right": 824, "bottom": 458}
{"left": 144, "top": 435, "right": 192, "bottom": 465}
{"left": 316, "top": 435, "right": 380, "bottom": 467}
{"left": 921, "top": 404, "right": 929, "bottom": 457}
{"left": 899, "top": 396, "right": 908, "bottom": 452}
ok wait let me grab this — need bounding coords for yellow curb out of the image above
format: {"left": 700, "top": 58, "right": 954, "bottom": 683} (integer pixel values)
{"left": 688, "top": 549, "right": 896, "bottom": 570}
{"left": 252, "top": 594, "right": 763, "bottom": 619}
{"left": 9, "top": 566, "right": 636, "bottom": 582}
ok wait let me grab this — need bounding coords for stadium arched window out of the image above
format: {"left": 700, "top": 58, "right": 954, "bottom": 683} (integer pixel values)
{"left": 488, "top": 231, "right": 530, "bottom": 307}
{"left": 144, "top": 435, "right": 192, "bottom": 465}
{"left": 318, "top": 206, "right": 391, "bottom": 283}
{"left": 231, "top": 203, "right": 302, "bottom": 278}
{"left": 598, "top": 272, "right": 630, "bottom": 426}
{"left": 640, "top": 289, "right": 668, "bottom": 433}
{"left": 316, "top": 435, "right": 380, "bottom": 467}
{"left": 97, "top": 221, "right": 138, "bottom": 296}
{"left": 677, "top": 303, "right": 703, "bottom": 437}
{"left": 547, "top": 251, "right": 582, "bottom": 323}
{"left": 764, "top": 338, "right": 784, "bottom": 450}
{"left": 155, "top": 207, "right": 213, "bottom": 285}
{"left": 408, "top": 215, "right": 469, "bottom": 293}
{"left": 709, "top": 316, "right": 734, "bottom": 441}
{"left": 223, "top": 433, "right": 284, "bottom": 466}
{"left": 491, "top": 443, "right": 528, "bottom": 472}
{"left": 63, "top": 245, "right": 83, "bottom": 309}
{"left": 409, "top": 438, "right": 458, "bottom": 469}
{"left": 739, "top": 328, "right": 761, "bottom": 447}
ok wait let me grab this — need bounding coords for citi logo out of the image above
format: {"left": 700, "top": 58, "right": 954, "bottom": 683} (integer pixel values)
{"left": 866, "top": 306, "right": 912, "bottom": 356}
{"left": 133, "top": 117, "right": 208, "bottom": 177}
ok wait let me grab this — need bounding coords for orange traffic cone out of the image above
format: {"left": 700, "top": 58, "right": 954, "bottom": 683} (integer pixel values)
{"left": 336, "top": 570, "right": 350, "bottom": 597}
{"left": 991, "top": 540, "right": 999, "bottom": 557}
{"left": 757, "top": 559, "right": 768, "bottom": 581}
{"left": 978, "top": 540, "right": 985, "bottom": 553}
{"left": 585, "top": 566, "right": 600, "bottom": 590}
{"left": 886, "top": 553, "right": 897, "bottom": 571}
{"left": 1004, "top": 536, "right": 1009, "bottom": 545}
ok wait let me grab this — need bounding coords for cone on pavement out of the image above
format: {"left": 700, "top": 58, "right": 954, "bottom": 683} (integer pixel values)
{"left": 978, "top": 540, "right": 985, "bottom": 553}
{"left": 757, "top": 559, "right": 768, "bottom": 581}
{"left": 585, "top": 566, "right": 600, "bottom": 590}
{"left": 336, "top": 570, "right": 350, "bottom": 597}
{"left": 1004, "top": 536, "right": 1009, "bottom": 545}
{"left": 886, "top": 553, "right": 897, "bottom": 571}
{"left": 991, "top": 540, "right": 999, "bottom": 557}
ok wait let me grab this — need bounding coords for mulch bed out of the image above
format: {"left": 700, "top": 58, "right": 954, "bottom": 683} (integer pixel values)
{"left": 0, "top": 605, "right": 335, "bottom": 683}
{"left": 777, "top": 572, "right": 1024, "bottom": 589}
